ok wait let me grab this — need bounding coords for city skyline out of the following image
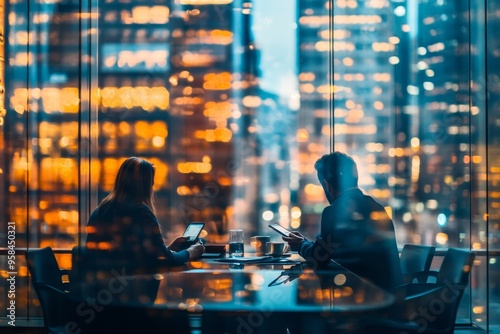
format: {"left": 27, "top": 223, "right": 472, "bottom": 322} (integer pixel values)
{"left": 0, "top": 0, "right": 491, "bottom": 247}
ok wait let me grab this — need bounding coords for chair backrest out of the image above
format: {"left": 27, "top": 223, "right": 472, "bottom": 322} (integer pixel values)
{"left": 25, "top": 247, "right": 75, "bottom": 332}
{"left": 25, "top": 247, "right": 65, "bottom": 290}
{"left": 437, "top": 248, "right": 476, "bottom": 286}
{"left": 400, "top": 244, "right": 435, "bottom": 274}
{"left": 416, "top": 248, "right": 475, "bottom": 334}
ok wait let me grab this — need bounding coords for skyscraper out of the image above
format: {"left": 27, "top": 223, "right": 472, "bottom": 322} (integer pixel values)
{"left": 297, "top": 0, "right": 396, "bottom": 232}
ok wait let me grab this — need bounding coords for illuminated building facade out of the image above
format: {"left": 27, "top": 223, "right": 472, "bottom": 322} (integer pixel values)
{"left": 96, "top": 0, "right": 229, "bottom": 238}
{"left": 3, "top": 0, "right": 277, "bottom": 247}
{"left": 297, "top": 0, "right": 396, "bottom": 232}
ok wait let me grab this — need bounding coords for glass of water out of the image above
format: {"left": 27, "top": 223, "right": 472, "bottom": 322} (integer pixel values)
{"left": 229, "top": 229, "right": 244, "bottom": 257}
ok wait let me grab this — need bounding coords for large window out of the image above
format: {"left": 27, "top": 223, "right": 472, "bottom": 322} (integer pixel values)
{"left": 1, "top": 0, "right": 498, "bottom": 330}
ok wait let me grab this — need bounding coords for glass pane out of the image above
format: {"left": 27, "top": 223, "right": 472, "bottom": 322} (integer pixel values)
{"left": 1, "top": 0, "right": 31, "bottom": 318}
{"left": 0, "top": 0, "right": 4, "bottom": 226}
{"left": 0, "top": 0, "right": 95, "bottom": 319}
{"left": 95, "top": 1, "right": 304, "bottom": 244}
{"left": 3, "top": 0, "right": 85, "bottom": 249}
{"left": 327, "top": 0, "right": 482, "bottom": 326}
{"left": 488, "top": 0, "right": 500, "bottom": 327}
{"left": 470, "top": 0, "right": 488, "bottom": 327}
{"left": 296, "top": 0, "right": 331, "bottom": 232}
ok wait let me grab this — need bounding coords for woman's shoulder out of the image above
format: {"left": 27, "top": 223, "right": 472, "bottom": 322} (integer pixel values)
{"left": 92, "top": 201, "right": 155, "bottom": 217}
{"left": 133, "top": 202, "right": 155, "bottom": 213}
{"left": 126, "top": 202, "right": 158, "bottom": 222}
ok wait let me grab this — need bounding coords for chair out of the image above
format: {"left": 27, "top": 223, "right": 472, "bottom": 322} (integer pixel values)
{"left": 368, "top": 247, "right": 476, "bottom": 334}
{"left": 28, "top": 247, "right": 191, "bottom": 334}
{"left": 25, "top": 247, "right": 75, "bottom": 333}
{"left": 405, "top": 247, "right": 475, "bottom": 286}
{"left": 26, "top": 247, "right": 70, "bottom": 291}
{"left": 70, "top": 246, "right": 190, "bottom": 333}
{"left": 70, "top": 246, "right": 160, "bottom": 304}
{"left": 400, "top": 244, "right": 435, "bottom": 283}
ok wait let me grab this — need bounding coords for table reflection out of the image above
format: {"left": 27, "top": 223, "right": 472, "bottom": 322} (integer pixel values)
{"left": 71, "top": 259, "right": 395, "bottom": 334}
{"left": 79, "top": 262, "right": 395, "bottom": 313}
{"left": 157, "top": 271, "right": 257, "bottom": 311}
{"left": 296, "top": 270, "right": 391, "bottom": 311}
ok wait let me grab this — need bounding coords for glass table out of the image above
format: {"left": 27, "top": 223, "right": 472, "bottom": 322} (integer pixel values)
{"left": 72, "top": 259, "right": 395, "bottom": 333}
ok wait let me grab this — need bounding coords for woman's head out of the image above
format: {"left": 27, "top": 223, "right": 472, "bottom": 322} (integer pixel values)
{"left": 101, "top": 157, "right": 156, "bottom": 212}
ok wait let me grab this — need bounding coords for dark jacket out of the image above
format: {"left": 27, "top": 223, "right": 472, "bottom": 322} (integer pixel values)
{"left": 299, "top": 188, "right": 404, "bottom": 290}
{"left": 85, "top": 201, "right": 189, "bottom": 270}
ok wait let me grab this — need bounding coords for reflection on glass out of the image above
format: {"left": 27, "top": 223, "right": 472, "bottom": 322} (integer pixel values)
{"left": 296, "top": 269, "right": 389, "bottom": 309}
{"left": 157, "top": 272, "right": 258, "bottom": 305}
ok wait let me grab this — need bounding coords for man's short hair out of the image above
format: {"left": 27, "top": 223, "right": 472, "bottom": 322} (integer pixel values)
{"left": 314, "top": 152, "right": 358, "bottom": 191}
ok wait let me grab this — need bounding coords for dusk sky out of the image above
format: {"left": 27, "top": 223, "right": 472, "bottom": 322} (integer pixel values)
{"left": 252, "top": 0, "right": 297, "bottom": 98}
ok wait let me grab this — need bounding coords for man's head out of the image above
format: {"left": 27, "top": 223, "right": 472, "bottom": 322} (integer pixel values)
{"left": 314, "top": 152, "right": 358, "bottom": 200}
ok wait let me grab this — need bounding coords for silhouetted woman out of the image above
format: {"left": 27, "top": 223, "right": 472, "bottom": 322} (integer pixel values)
{"left": 85, "top": 157, "right": 204, "bottom": 269}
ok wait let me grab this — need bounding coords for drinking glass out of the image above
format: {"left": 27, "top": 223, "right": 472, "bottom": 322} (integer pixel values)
{"left": 229, "top": 229, "right": 244, "bottom": 257}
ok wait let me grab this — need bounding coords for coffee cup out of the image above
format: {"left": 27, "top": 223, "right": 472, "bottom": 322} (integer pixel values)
{"left": 266, "top": 241, "right": 285, "bottom": 257}
{"left": 250, "top": 236, "right": 271, "bottom": 256}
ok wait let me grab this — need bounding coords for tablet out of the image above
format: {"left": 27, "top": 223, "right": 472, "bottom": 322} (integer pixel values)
{"left": 269, "top": 223, "right": 291, "bottom": 237}
{"left": 182, "top": 222, "right": 205, "bottom": 242}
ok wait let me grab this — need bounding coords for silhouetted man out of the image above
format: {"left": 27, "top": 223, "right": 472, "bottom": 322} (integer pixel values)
{"left": 283, "top": 152, "right": 403, "bottom": 290}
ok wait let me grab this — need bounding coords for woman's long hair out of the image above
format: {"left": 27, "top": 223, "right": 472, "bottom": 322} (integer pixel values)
{"left": 99, "top": 157, "right": 156, "bottom": 214}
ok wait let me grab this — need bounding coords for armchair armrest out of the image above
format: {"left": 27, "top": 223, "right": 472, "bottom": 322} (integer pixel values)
{"left": 60, "top": 269, "right": 71, "bottom": 285}
{"left": 387, "top": 283, "right": 446, "bottom": 321}
{"left": 403, "top": 270, "right": 438, "bottom": 283}
{"left": 32, "top": 282, "right": 79, "bottom": 330}
{"left": 389, "top": 282, "right": 443, "bottom": 303}
{"left": 33, "top": 282, "right": 69, "bottom": 295}
{"left": 404, "top": 284, "right": 443, "bottom": 301}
